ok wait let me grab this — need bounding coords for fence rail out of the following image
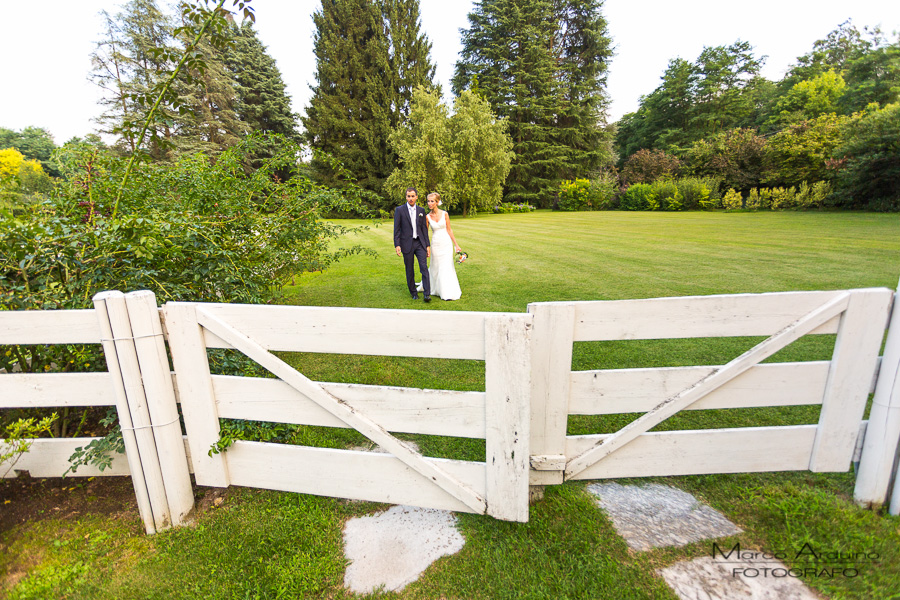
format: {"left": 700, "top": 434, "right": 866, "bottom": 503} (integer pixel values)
{"left": 2, "top": 285, "right": 899, "bottom": 534}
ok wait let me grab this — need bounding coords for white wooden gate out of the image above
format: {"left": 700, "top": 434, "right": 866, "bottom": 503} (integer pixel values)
{"left": 527, "top": 289, "right": 893, "bottom": 485}
{"left": 5, "top": 286, "right": 900, "bottom": 533}
{"left": 162, "top": 302, "right": 533, "bottom": 522}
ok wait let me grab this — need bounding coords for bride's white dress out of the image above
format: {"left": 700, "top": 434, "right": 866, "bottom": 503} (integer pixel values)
{"left": 422, "top": 211, "right": 461, "bottom": 300}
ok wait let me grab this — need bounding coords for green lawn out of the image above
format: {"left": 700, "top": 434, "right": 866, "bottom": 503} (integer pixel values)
{"left": 3, "top": 210, "right": 900, "bottom": 599}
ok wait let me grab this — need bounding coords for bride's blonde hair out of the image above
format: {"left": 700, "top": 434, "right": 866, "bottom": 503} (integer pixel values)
{"left": 427, "top": 192, "right": 443, "bottom": 207}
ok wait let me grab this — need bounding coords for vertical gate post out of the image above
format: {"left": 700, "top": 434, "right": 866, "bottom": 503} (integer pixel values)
{"left": 484, "top": 313, "right": 532, "bottom": 522}
{"left": 810, "top": 288, "right": 893, "bottom": 472}
{"left": 527, "top": 303, "right": 574, "bottom": 487}
{"left": 94, "top": 291, "right": 170, "bottom": 533}
{"left": 162, "top": 302, "right": 230, "bottom": 487}
{"left": 125, "top": 291, "right": 195, "bottom": 525}
{"left": 855, "top": 281, "right": 900, "bottom": 510}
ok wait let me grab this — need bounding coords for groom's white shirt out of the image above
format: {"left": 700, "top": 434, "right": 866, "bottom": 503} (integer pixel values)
{"left": 408, "top": 203, "right": 418, "bottom": 238}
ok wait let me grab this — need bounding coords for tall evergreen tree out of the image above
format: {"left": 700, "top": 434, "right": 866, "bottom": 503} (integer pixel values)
{"left": 552, "top": 0, "right": 614, "bottom": 175}
{"left": 385, "top": 0, "right": 438, "bottom": 122}
{"left": 453, "top": 0, "right": 612, "bottom": 205}
{"left": 304, "top": 0, "right": 435, "bottom": 203}
{"left": 223, "top": 23, "right": 300, "bottom": 143}
{"left": 173, "top": 35, "right": 247, "bottom": 157}
{"left": 90, "top": 0, "right": 178, "bottom": 158}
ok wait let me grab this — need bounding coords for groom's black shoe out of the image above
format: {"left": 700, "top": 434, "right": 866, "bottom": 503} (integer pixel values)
{"left": 412, "top": 293, "right": 419, "bottom": 300}
{"left": 424, "top": 295, "right": 431, "bottom": 303}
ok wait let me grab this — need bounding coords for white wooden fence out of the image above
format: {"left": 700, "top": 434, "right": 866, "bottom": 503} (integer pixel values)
{"left": 2, "top": 285, "right": 899, "bottom": 534}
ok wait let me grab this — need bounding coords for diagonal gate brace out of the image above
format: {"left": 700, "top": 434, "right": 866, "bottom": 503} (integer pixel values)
{"left": 565, "top": 292, "right": 851, "bottom": 479}
{"left": 196, "top": 308, "right": 488, "bottom": 514}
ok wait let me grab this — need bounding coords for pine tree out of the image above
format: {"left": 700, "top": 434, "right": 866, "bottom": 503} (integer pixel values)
{"left": 453, "top": 0, "right": 613, "bottom": 206}
{"left": 223, "top": 23, "right": 300, "bottom": 144}
{"left": 303, "top": 0, "right": 435, "bottom": 204}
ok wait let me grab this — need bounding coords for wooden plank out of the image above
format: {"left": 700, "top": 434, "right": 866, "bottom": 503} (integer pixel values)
{"left": 565, "top": 292, "right": 851, "bottom": 479}
{"left": 810, "top": 288, "right": 893, "bottom": 472}
{"left": 527, "top": 303, "right": 573, "bottom": 485}
{"left": 196, "top": 307, "right": 489, "bottom": 515}
{"left": 161, "top": 303, "right": 230, "bottom": 487}
{"left": 126, "top": 291, "right": 194, "bottom": 525}
{"left": 183, "top": 302, "right": 496, "bottom": 359}
{"left": 565, "top": 426, "right": 818, "bottom": 480}
{"left": 93, "top": 291, "right": 157, "bottom": 533}
{"left": 484, "top": 314, "right": 532, "bottom": 522}
{"left": 569, "top": 362, "right": 830, "bottom": 414}
{"left": 212, "top": 376, "right": 486, "bottom": 438}
{"left": 1, "top": 437, "right": 131, "bottom": 478}
{"left": 558, "top": 290, "right": 852, "bottom": 341}
{"left": 225, "top": 441, "right": 485, "bottom": 514}
{"left": 96, "top": 291, "right": 171, "bottom": 532}
{"left": 855, "top": 287, "right": 900, "bottom": 507}
{"left": 0, "top": 373, "right": 117, "bottom": 408}
{"left": 0, "top": 309, "right": 101, "bottom": 344}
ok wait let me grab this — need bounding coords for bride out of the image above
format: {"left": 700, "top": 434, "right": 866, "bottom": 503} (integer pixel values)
{"left": 420, "top": 192, "right": 462, "bottom": 301}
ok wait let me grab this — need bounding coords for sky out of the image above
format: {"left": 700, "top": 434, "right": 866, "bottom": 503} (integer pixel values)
{"left": 2, "top": 1, "right": 899, "bottom": 144}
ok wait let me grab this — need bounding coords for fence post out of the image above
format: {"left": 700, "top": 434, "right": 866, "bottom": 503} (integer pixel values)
{"left": 484, "top": 313, "right": 532, "bottom": 522}
{"left": 855, "top": 281, "right": 900, "bottom": 510}
{"left": 125, "top": 291, "right": 195, "bottom": 525}
{"left": 810, "top": 288, "right": 893, "bottom": 472}
{"left": 94, "top": 291, "right": 170, "bottom": 533}
{"left": 527, "top": 303, "right": 574, "bottom": 488}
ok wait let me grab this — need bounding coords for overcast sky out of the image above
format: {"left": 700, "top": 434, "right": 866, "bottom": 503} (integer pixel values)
{"left": 2, "top": 1, "right": 899, "bottom": 144}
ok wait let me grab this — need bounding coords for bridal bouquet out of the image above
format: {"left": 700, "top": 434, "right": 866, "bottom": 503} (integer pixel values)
{"left": 456, "top": 251, "right": 468, "bottom": 263}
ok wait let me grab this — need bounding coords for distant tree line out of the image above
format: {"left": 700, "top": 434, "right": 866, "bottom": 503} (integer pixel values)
{"left": 614, "top": 21, "right": 900, "bottom": 211}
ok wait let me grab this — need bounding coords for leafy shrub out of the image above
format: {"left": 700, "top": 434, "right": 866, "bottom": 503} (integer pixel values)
{"left": 722, "top": 188, "right": 743, "bottom": 210}
{"left": 648, "top": 180, "right": 683, "bottom": 211}
{"left": 492, "top": 202, "right": 535, "bottom": 213}
{"left": 794, "top": 181, "right": 831, "bottom": 208}
{"left": 621, "top": 183, "right": 653, "bottom": 210}
{"left": 0, "top": 135, "right": 367, "bottom": 312}
{"left": 557, "top": 178, "right": 593, "bottom": 210}
{"left": 769, "top": 186, "right": 797, "bottom": 209}
{"left": 746, "top": 188, "right": 762, "bottom": 210}
{"left": 676, "top": 177, "right": 721, "bottom": 210}
{"left": 589, "top": 173, "right": 619, "bottom": 210}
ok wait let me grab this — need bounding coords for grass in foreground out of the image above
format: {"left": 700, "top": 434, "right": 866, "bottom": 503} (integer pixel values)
{"left": 3, "top": 210, "right": 900, "bottom": 599}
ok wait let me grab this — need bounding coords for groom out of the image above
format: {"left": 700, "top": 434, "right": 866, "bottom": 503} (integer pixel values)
{"left": 394, "top": 187, "right": 431, "bottom": 302}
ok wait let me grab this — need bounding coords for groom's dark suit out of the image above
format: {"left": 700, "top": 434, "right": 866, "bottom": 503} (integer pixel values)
{"left": 394, "top": 201, "right": 431, "bottom": 299}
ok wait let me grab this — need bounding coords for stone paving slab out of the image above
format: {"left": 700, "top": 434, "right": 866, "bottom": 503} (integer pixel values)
{"left": 587, "top": 482, "right": 742, "bottom": 550}
{"left": 342, "top": 505, "right": 465, "bottom": 594}
{"left": 659, "top": 556, "right": 822, "bottom": 600}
